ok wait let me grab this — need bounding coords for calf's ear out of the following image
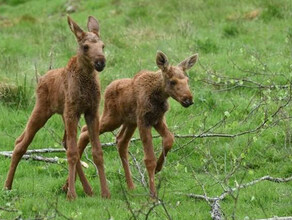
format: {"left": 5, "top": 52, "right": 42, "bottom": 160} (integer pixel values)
{"left": 67, "top": 16, "right": 85, "bottom": 42}
{"left": 156, "top": 51, "right": 169, "bottom": 71}
{"left": 87, "top": 16, "right": 100, "bottom": 37}
{"left": 178, "top": 53, "right": 198, "bottom": 71}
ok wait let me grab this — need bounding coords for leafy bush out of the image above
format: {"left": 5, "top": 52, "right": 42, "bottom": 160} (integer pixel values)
{"left": 196, "top": 38, "right": 219, "bottom": 54}
{"left": 223, "top": 24, "right": 240, "bottom": 38}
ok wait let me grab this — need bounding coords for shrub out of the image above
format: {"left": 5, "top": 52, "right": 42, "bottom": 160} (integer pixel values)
{"left": 196, "top": 38, "right": 218, "bottom": 54}
{"left": 0, "top": 78, "right": 33, "bottom": 108}
{"left": 223, "top": 24, "right": 239, "bottom": 38}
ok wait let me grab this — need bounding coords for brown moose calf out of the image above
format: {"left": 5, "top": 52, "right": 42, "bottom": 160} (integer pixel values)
{"left": 76, "top": 51, "right": 198, "bottom": 197}
{"left": 4, "top": 16, "right": 110, "bottom": 200}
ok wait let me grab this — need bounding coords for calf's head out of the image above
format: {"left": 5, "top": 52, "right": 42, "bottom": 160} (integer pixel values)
{"left": 156, "top": 51, "right": 198, "bottom": 108}
{"left": 68, "top": 16, "right": 106, "bottom": 72}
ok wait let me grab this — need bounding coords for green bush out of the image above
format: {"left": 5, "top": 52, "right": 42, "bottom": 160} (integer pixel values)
{"left": 0, "top": 78, "right": 33, "bottom": 108}
{"left": 196, "top": 38, "right": 219, "bottom": 54}
{"left": 223, "top": 24, "right": 240, "bottom": 38}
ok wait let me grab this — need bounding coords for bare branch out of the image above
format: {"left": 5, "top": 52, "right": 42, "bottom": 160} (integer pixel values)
{"left": 177, "top": 174, "right": 292, "bottom": 219}
{"left": 0, "top": 151, "right": 65, "bottom": 164}
{"left": 219, "top": 175, "right": 292, "bottom": 200}
{"left": 129, "top": 151, "right": 147, "bottom": 188}
{"left": 0, "top": 206, "right": 18, "bottom": 213}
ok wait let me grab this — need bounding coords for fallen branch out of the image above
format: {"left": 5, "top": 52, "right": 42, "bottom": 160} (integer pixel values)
{"left": 0, "top": 130, "right": 266, "bottom": 157}
{"left": 177, "top": 174, "right": 292, "bottom": 220}
{"left": 218, "top": 175, "right": 292, "bottom": 201}
{"left": 1, "top": 148, "right": 65, "bottom": 155}
{"left": 0, "top": 131, "right": 252, "bottom": 165}
{"left": 0, "top": 151, "right": 64, "bottom": 164}
{"left": 0, "top": 151, "right": 88, "bottom": 168}
{"left": 0, "top": 206, "right": 18, "bottom": 213}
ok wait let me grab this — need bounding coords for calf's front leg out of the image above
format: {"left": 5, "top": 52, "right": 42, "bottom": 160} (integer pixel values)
{"left": 138, "top": 120, "right": 157, "bottom": 198}
{"left": 64, "top": 114, "right": 80, "bottom": 200}
{"left": 154, "top": 118, "right": 174, "bottom": 173}
{"left": 85, "top": 113, "right": 110, "bottom": 198}
{"left": 62, "top": 124, "right": 93, "bottom": 196}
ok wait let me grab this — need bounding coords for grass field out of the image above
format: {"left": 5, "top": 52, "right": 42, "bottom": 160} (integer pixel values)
{"left": 1, "top": 0, "right": 292, "bottom": 219}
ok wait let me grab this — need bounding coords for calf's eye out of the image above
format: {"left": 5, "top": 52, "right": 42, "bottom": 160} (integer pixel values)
{"left": 170, "top": 80, "right": 177, "bottom": 86}
{"left": 83, "top": 45, "right": 89, "bottom": 52}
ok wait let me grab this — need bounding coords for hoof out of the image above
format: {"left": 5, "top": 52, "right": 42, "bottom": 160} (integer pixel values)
{"left": 150, "top": 191, "right": 157, "bottom": 200}
{"left": 84, "top": 187, "right": 94, "bottom": 197}
{"left": 128, "top": 184, "right": 136, "bottom": 190}
{"left": 101, "top": 190, "right": 111, "bottom": 199}
{"left": 66, "top": 191, "right": 77, "bottom": 201}
{"left": 4, "top": 182, "right": 12, "bottom": 190}
{"left": 4, "top": 186, "right": 12, "bottom": 191}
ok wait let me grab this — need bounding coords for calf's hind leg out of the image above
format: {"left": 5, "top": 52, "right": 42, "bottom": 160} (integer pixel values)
{"left": 5, "top": 105, "right": 52, "bottom": 190}
{"left": 116, "top": 124, "right": 136, "bottom": 190}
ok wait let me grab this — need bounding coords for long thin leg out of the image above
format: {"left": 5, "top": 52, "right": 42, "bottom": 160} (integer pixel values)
{"left": 61, "top": 124, "right": 93, "bottom": 196}
{"left": 64, "top": 114, "right": 79, "bottom": 200}
{"left": 85, "top": 113, "right": 110, "bottom": 198}
{"left": 5, "top": 106, "right": 52, "bottom": 190}
{"left": 154, "top": 118, "right": 174, "bottom": 173}
{"left": 138, "top": 120, "right": 157, "bottom": 198}
{"left": 62, "top": 112, "right": 122, "bottom": 191}
{"left": 116, "top": 124, "right": 136, "bottom": 190}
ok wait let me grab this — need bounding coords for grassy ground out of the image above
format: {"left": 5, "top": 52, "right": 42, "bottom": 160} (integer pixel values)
{"left": 1, "top": 0, "right": 292, "bottom": 219}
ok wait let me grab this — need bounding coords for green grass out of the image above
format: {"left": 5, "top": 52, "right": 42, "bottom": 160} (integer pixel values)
{"left": 1, "top": 0, "right": 292, "bottom": 219}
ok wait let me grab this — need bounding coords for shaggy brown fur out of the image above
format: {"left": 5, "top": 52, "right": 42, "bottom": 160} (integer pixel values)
{"left": 4, "top": 16, "right": 110, "bottom": 200}
{"left": 74, "top": 51, "right": 198, "bottom": 197}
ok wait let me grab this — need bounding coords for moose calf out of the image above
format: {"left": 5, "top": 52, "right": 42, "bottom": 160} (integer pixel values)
{"left": 75, "top": 51, "right": 198, "bottom": 197}
{"left": 4, "top": 16, "right": 110, "bottom": 200}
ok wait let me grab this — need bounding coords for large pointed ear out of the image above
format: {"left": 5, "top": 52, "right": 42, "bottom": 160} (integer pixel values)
{"left": 178, "top": 53, "right": 198, "bottom": 71}
{"left": 67, "top": 15, "right": 84, "bottom": 42}
{"left": 87, "top": 16, "right": 100, "bottom": 37}
{"left": 156, "top": 51, "right": 169, "bottom": 71}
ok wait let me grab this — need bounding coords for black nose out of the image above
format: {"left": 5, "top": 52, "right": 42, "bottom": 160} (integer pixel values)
{"left": 94, "top": 60, "right": 106, "bottom": 72}
{"left": 181, "top": 98, "right": 193, "bottom": 108}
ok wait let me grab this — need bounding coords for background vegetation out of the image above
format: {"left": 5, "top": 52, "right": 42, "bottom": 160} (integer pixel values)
{"left": 0, "top": 0, "right": 292, "bottom": 219}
